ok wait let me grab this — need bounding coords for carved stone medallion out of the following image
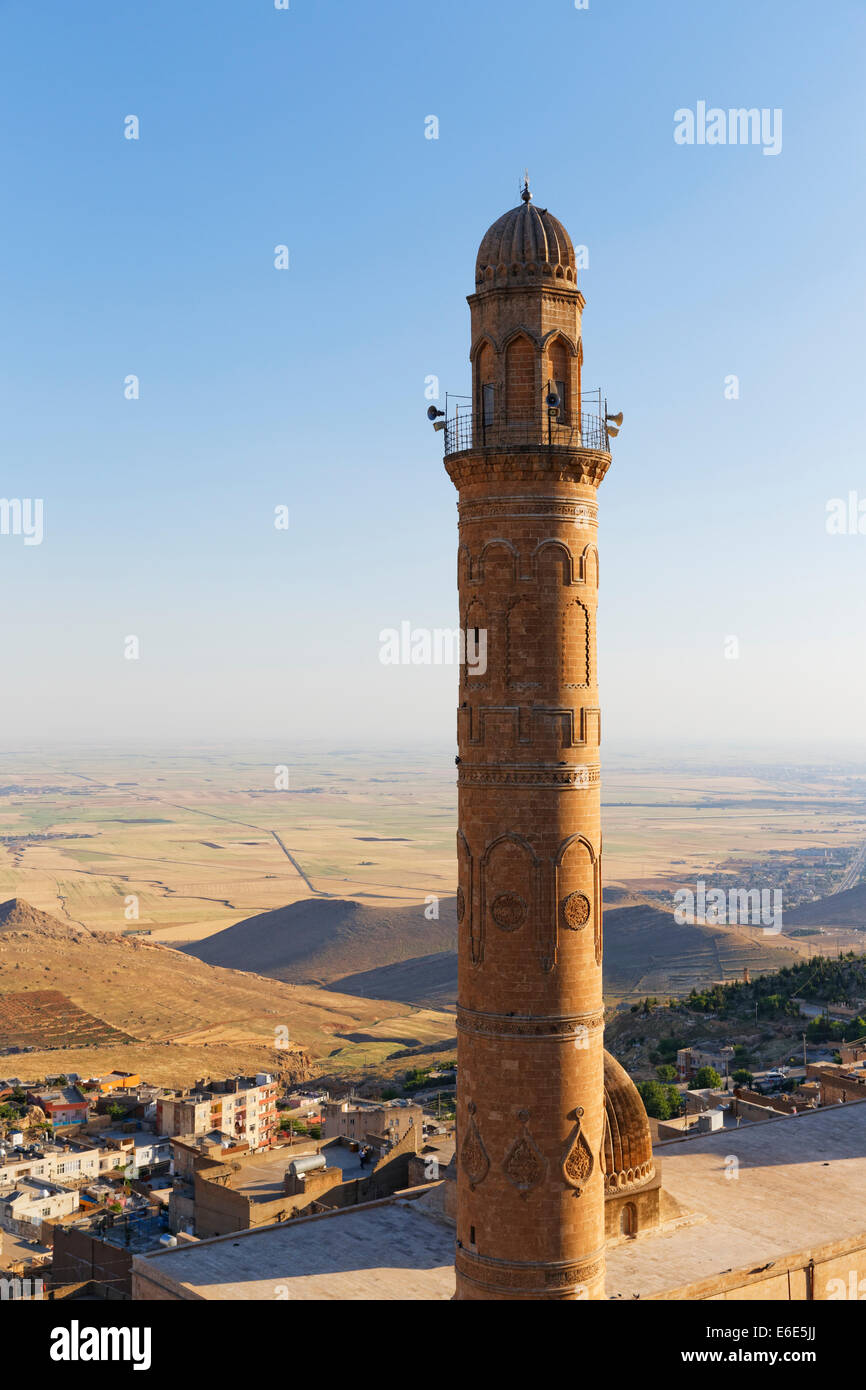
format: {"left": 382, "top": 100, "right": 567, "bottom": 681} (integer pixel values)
{"left": 491, "top": 891, "right": 527, "bottom": 931}
{"left": 562, "top": 891, "right": 591, "bottom": 930}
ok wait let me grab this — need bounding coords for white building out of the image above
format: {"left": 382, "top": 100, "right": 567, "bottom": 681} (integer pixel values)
{"left": 0, "top": 1139, "right": 125, "bottom": 1188}
{"left": 0, "top": 1177, "right": 79, "bottom": 1225}
{"left": 100, "top": 1132, "right": 171, "bottom": 1177}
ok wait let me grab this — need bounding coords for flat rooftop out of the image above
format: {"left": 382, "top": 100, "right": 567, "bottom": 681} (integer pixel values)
{"left": 134, "top": 1199, "right": 455, "bottom": 1300}
{"left": 607, "top": 1098, "right": 866, "bottom": 1298}
{"left": 137, "top": 1100, "right": 866, "bottom": 1302}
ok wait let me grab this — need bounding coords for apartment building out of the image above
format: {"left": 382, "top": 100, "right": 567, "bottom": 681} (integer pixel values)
{"left": 0, "top": 1138, "right": 126, "bottom": 1187}
{"left": 156, "top": 1075, "right": 278, "bottom": 1150}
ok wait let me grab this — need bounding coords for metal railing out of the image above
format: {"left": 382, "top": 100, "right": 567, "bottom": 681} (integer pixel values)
{"left": 443, "top": 410, "right": 610, "bottom": 457}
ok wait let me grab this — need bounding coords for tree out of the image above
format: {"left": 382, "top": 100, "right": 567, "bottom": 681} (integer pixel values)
{"left": 690, "top": 1066, "right": 722, "bottom": 1090}
{"left": 732, "top": 1069, "right": 754, "bottom": 1086}
{"left": 637, "top": 1080, "right": 679, "bottom": 1120}
{"left": 655, "top": 1064, "right": 677, "bottom": 1082}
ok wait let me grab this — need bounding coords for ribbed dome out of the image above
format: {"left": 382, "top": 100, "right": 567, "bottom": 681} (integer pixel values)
{"left": 603, "top": 1050, "right": 655, "bottom": 1194}
{"left": 475, "top": 193, "right": 577, "bottom": 288}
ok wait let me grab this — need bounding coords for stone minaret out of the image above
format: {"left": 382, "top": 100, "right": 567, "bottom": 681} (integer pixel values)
{"left": 446, "top": 185, "right": 613, "bottom": 1301}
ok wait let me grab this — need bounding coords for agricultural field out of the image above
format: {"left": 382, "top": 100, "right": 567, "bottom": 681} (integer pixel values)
{"left": 0, "top": 989, "right": 133, "bottom": 1050}
{"left": 0, "top": 744, "right": 457, "bottom": 945}
{"left": 1, "top": 747, "right": 864, "bottom": 952}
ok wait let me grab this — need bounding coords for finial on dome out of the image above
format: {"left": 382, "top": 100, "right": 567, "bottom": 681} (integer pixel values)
{"left": 521, "top": 170, "right": 532, "bottom": 203}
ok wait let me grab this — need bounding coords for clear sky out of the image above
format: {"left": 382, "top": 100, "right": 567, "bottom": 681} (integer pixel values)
{"left": 0, "top": 0, "right": 864, "bottom": 754}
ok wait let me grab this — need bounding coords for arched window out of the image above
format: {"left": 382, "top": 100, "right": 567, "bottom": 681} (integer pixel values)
{"left": 548, "top": 338, "right": 570, "bottom": 422}
{"left": 621, "top": 1202, "right": 637, "bottom": 1237}
{"left": 476, "top": 342, "right": 495, "bottom": 428}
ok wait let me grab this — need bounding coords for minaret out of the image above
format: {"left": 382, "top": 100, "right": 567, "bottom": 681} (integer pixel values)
{"left": 445, "top": 184, "right": 613, "bottom": 1301}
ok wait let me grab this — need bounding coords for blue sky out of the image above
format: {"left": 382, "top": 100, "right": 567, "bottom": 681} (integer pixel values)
{"left": 0, "top": 0, "right": 864, "bottom": 752}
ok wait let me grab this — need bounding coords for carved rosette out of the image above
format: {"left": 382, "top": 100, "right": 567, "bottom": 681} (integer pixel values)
{"left": 562, "top": 1106, "right": 594, "bottom": 1195}
{"left": 461, "top": 1101, "right": 490, "bottom": 1189}
{"left": 490, "top": 891, "right": 527, "bottom": 931}
{"left": 562, "top": 891, "right": 591, "bottom": 931}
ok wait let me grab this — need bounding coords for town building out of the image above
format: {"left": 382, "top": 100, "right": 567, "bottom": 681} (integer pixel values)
{"left": 169, "top": 1125, "right": 424, "bottom": 1239}
{"left": 98, "top": 1130, "right": 171, "bottom": 1179}
{"left": 94, "top": 1084, "right": 159, "bottom": 1122}
{"left": 839, "top": 1036, "right": 866, "bottom": 1065}
{"left": 321, "top": 1097, "right": 422, "bottom": 1145}
{"left": 0, "top": 1137, "right": 126, "bottom": 1187}
{"left": 806, "top": 1061, "right": 866, "bottom": 1106}
{"left": 675, "top": 1044, "right": 735, "bottom": 1083}
{"left": 26, "top": 1085, "right": 89, "bottom": 1129}
{"left": 156, "top": 1075, "right": 278, "bottom": 1150}
{"left": 84, "top": 1071, "right": 142, "bottom": 1096}
{"left": 0, "top": 1176, "right": 79, "bottom": 1226}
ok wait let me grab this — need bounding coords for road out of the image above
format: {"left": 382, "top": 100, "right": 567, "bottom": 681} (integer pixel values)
{"left": 835, "top": 836, "right": 866, "bottom": 894}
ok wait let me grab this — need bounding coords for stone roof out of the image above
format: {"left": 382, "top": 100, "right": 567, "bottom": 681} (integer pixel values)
{"left": 475, "top": 196, "right": 576, "bottom": 289}
{"left": 603, "top": 1051, "right": 655, "bottom": 1193}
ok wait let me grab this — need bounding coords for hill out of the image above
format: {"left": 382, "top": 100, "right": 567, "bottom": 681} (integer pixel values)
{"left": 184, "top": 897, "right": 458, "bottom": 985}
{"left": 602, "top": 903, "right": 805, "bottom": 1001}
{"left": 0, "top": 899, "right": 456, "bottom": 1085}
{"left": 0, "top": 897, "right": 95, "bottom": 939}
{"left": 185, "top": 894, "right": 805, "bottom": 1012}
{"left": 329, "top": 951, "right": 460, "bottom": 1010}
{"left": 781, "top": 882, "right": 866, "bottom": 931}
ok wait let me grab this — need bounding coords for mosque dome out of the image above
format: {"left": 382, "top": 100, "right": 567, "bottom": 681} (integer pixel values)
{"left": 475, "top": 185, "right": 577, "bottom": 288}
{"left": 602, "top": 1049, "right": 655, "bottom": 1194}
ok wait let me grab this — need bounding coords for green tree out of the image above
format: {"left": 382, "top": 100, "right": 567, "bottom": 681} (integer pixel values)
{"left": 732, "top": 1069, "right": 754, "bottom": 1086}
{"left": 655, "top": 1064, "right": 677, "bottom": 1082}
{"left": 690, "top": 1066, "right": 722, "bottom": 1090}
{"left": 636, "top": 1080, "right": 678, "bottom": 1120}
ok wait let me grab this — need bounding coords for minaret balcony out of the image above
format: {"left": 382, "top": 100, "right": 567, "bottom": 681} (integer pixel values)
{"left": 443, "top": 410, "right": 611, "bottom": 459}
